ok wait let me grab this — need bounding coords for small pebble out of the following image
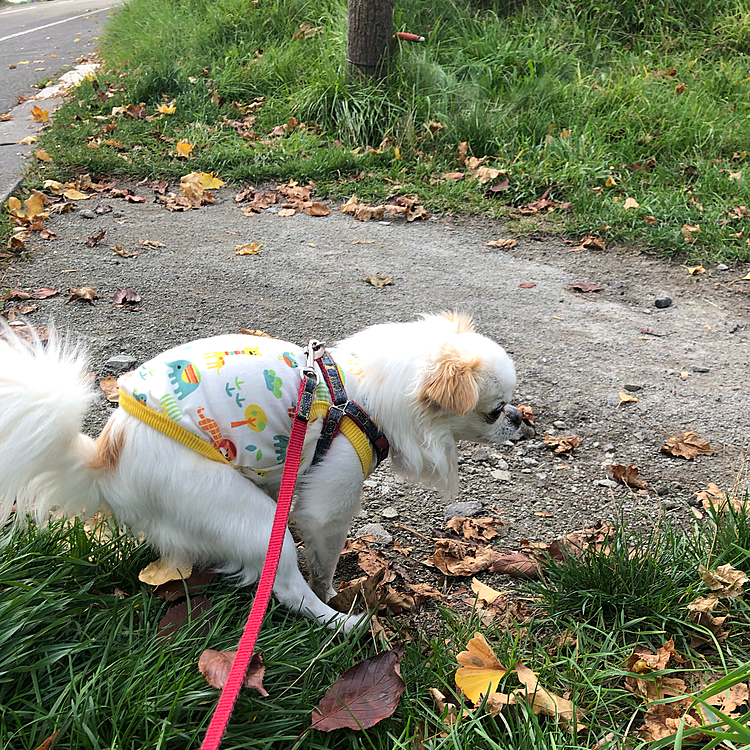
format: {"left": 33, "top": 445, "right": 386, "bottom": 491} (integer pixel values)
{"left": 381, "top": 506, "right": 398, "bottom": 519}
{"left": 624, "top": 383, "right": 643, "bottom": 392}
{"left": 495, "top": 458, "right": 509, "bottom": 471}
{"left": 654, "top": 294, "right": 672, "bottom": 309}
{"left": 664, "top": 500, "right": 679, "bottom": 511}
{"left": 552, "top": 420, "right": 567, "bottom": 429}
{"left": 80, "top": 209, "right": 95, "bottom": 219}
{"left": 443, "top": 500, "right": 483, "bottom": 520}
{"left": 656, "top": 486, "right": 670, "bottom": 497}
{"left": 490, "top": 469, "right": 511, "bottom": 482}
{"left": 106, "top": 354, "right": 137, "bottom": 372}
{"left": 692, "top": 365, "right": 710, "bottom": 373}
{"left": 717, "top": 263, "right": 729, "bottom": 271}
{"left": 356, "top": 523, "right": 392, "bottom": 545}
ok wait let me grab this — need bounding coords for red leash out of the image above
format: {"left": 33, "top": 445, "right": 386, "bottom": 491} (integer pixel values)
{"left": 200, "top": 349, "right": 320, "bottom": 750}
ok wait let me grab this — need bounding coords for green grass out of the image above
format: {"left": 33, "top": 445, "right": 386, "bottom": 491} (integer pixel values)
{"left": 3, "top": 489, "right": 750, "bottom": 749}
{"left": 21, "top": 0, "right": 750, "bottom": 262}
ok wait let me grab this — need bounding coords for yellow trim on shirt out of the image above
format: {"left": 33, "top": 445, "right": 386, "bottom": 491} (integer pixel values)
{"left": 119, "top": 390, "right": 373, "bottom": 477}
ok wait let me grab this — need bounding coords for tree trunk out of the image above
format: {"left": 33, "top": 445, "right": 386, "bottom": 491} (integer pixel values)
{"left": 347, "top": 0, "right": 395, "bottom": 82}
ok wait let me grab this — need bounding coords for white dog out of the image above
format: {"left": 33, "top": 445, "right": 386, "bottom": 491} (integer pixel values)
{"left": 0, "top": 313, "right": 521, "bottom": 632}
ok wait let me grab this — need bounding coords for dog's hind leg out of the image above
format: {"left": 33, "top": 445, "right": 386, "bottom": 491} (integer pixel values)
{"left": 100, "top": 415, "right": 363, "bottom": 632}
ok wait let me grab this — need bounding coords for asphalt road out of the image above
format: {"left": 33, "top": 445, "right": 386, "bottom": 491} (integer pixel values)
{"left": 0, "top": 0, "right": 117, "bottom": 114}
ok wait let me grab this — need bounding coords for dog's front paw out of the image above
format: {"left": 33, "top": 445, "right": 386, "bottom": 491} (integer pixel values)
{"left": 338, "top": 611, "right": 368, "bottom": 634}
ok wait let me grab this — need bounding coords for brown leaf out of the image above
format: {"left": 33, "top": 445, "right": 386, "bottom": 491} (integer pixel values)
{"left": 2, "top": 304, "right": 37, "bottom": 321}
{"left": 446, "top": 516, "right": 504, "bottom": 542}
{"left": 198, "top": 649, "right": 268, "bottom": 696}
{"left": 157, "top": 595, "right": 213, "bottom": 641}
{"left": 569, "top": 281, "right": 604, "bottom": 293}
{"left": 304, "top": 202, "right": 330, "bottom": 216}
{"left": 354, "top": 204, "right": 386, "bottom": 222}
{"left": 155, "top": 569, "right": 217, "bottom": 602}
{"left": 571, "top": 235, "right": 605, "bottom": 252}
{"left": 113, "top": 289, "right": 141, "bottom": 305}
{"left": 362, "top": 273, "right": 393, "bottom": 289}
{"left": 518, "top": 404, "right": 535, "bottom": 424}
{"left": 543, "top": 434, "right": 580, "bottom": 454}
{"left": 518, "top": 282, "right": 536, "bottom": 288}
{"left": 39, "top": 228, "right": 58, "bottom": 240}
{"left": 484, "top": 238, "right": 517, "bottom": 249}
{"left": 99, "top": 376, "right": 120, "bottom": 402}
{"left": 515, "top": 662, "right": 584, "bottom": 730}
{"left": 608, "top": 464, "right": 648, "bottom": 489}
{"left": 33, "top": 730, "right": 60, "bottom": 750}
{"left": 442, "top": 172, "right": 465, "bottom": 182}
{"left": 111, "top": 245, "right": 138, "bottom": 258}
{"left": 661, "top": 430, "right": 715, "bottom": 460}
{"left": 489, "top": 552, "right": 542, "bottom": 579}
{"left": 428, "top": 539, "right": 503, "bottom": 576}
{"left": 2, "top": 289, "right": 31, "bottom": 301}
{"left": 357, "top": 549, "right": 391, "bottom": 579}
{"left": 85, "top": 229, "right": 106, "bottom": 247}
{"left": 700, "top": 564, "right": 748, "bottom": 598}
{"left": 341, "top": 535, "right": 375, "bottom": 554}
{"left": 311, "top": 647, "right": 406, "bottom": 731}
{"left": 31, "top": 287, "right": 59, "bottom": 300}
{"left": 66, "top": 287, "right": 99, "bottom": 305}
{"left": 328, "top": 568, "right": 386, "bottom": 613}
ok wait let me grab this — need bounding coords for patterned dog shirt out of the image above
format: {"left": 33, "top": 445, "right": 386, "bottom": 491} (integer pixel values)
{"left": 118, "top": 334, "right": 365, "bottom": 488}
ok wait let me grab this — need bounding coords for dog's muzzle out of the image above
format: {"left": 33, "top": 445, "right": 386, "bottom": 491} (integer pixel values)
{"left": 503, "top": 404, "right": 523, "bottom": 428}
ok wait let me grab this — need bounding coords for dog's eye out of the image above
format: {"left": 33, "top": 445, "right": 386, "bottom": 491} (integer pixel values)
{"left": 484, "top": 404, "right": 505, "bottom": 423}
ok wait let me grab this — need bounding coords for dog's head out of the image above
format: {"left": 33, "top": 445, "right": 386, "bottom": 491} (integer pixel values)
{"left": 341, "top": 312, "right": 521, "bottom": 498}
{"left": 416, "top": 312, "right": 521, "bottom": 444}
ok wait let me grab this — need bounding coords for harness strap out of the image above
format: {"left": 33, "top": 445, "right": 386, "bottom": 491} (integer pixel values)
{"left": 312, "top": 350, "right": 389, "bottom": 472}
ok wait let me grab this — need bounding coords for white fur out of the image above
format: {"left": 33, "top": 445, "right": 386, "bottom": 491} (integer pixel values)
{"left": 0, "top": 314, "right": 520, "bottom": 632}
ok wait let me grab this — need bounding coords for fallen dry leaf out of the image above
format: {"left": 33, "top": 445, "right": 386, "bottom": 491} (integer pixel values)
{"left": 681, "top": 224, "right": 701, "bottom": 244}
{"left": 35, "top": 148, "right": 53, "bottom": 162}
{"left": 138, "top": 557, "right": 193, "bottom": 586}
{"left": 661, "top": 430, "right": 715, "bottom": 460}
{"left": 155, "top": 569, "right": 217, "bottom": 602}
{"left": 608, "top": 464, "right": 648, "bottom": 489}
{"left": 198, "top": 649, "right": 268, "bottom": 696}
{"left": 176, "top": 140, "right": 194, "bottom": 158}
{"left": 571, "top": 235, "right": 605, "bottom": 252}
{"left": 2, "top": 288, "right": 31, "bottom": 301}
{"left": 30, "top": 105, "right": 49, "bottom": 122}
{"left": 623, "top": 197, "right": 639, "bottom": 209}
{"left": 113, "top": 288, "right": 141, "bottom": 305}
{"left": 362, "top": 273, "right": 393, "bottom": 289}
{"left": 617, "top": 391, "right": 638, "bottom": 408}
{"left": 484, "top": 238, "right": 517, "bottom": 249}
{"left": 157, "top": 595, "right": 213, "bottom": 641}
{"left": 140, "top": 239, "right": 166, "bottom": 248}
{"left": 518, "top": 282, "right": 536, "bottom": 288}
{"left": 235, "top": 242, "right": 262, "bottom": 255}
{"left": 328, "top": 568, "right": 386, "bottom": 613}
{"left": 85, "top": 229, "right": 106, "bottom": 247}
{"left": 311, "top": 647, "right": 406, "bottom": 731}
{"left": 518, "top": 404, "right": 535, "bottom": 424}
{"left": 543, "top": 434, "right": 580, "bottom": 454}
{"left": 447, "top": 516, "right": 504, "bottom": 542}
{"left": 111, "top": 245, "right": 138, "bottom": 258}
{"left": 278, "top": 208, "right": 296, "bottom": 217}
{"left": 32, "top": 730, "right": 59, "bottom": 750}
{"left": 63, "top": 189, "right": 90, "bottom": 201}
{"left": 1, "top": 305, "right": 37, "bottom": 321}
{"left": 99, "top": 376, "right": 119, "bottom": 402}
{"left": 305, "top": 202, "right": 330, "bottom": 216}
{"left": 428, "top": 538, "right": 503, "bottom": 576}
{"left": 569, "top": 281, "right": 604, "bottom": 293}
{"left": 66, "top": 287, "right": 99, "bottom": 305}
{"left": 471, "top": 578, "right": 504, "bottom": 604}
{"left": 514, "top": 662, "right": 584, "bottom": 730}
{"left": 700, "top": 563, "right": 748, "bottom": 598}
{"left": 455, "top": 632, "right": 507, "bottom": 703}
{"left": 489, "top": 552, "right": 542, "bottom": 579}
{"left": 32, "top": 287, "right": 59, "bottom": 299}
{"left": 39, "top": 228, "right": 57, "bottom": 240}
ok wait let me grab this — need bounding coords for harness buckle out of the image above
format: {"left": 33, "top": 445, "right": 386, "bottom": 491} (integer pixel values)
{"left": 302, "top": 339, "right": 325, "bottom": 381}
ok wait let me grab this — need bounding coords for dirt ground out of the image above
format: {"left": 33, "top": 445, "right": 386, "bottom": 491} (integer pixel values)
{"left": 3, "top": 184, "right": 749, "bottom": 606}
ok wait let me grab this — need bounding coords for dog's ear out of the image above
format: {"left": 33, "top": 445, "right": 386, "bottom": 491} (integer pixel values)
{"left": 419, "top": 344, "right": 482, "bottom": 415}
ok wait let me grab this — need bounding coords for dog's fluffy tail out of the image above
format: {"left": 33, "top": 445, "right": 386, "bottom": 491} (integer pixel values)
{"left": 0, "top": 325, "right": 101, "bottom": 527}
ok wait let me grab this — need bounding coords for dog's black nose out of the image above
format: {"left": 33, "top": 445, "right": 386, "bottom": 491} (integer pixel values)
{"left": 504, "top": 404, "right": 523, "bottom": 426}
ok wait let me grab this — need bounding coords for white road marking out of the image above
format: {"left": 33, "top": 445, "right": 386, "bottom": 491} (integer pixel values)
{"left": 0, "top": 7, "right": 112, "bottom": 43}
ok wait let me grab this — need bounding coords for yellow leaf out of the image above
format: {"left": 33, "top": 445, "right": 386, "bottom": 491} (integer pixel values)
{"left": 617, "top": 392, "right": 638, "bottom": 408}
{"left": 199, "top": 172, "right": 225, "bottom": 190}
{"left": 157, "top": 102, "right": 176, "bottom": 114}
{"left": 515, "top": 662, "right": 584, "bottom": 729}
{"left": 394, "top": 146, "right": 401, "bottom": 160}
{"left": 471, "top": 578, "right": 504, "bottom": 604}
{"left": 7, "top": 192, "right": 46, "bottom": 220}
{"left": 686, "top": 264, "right": 705, "bottom": 275}
{"left": 43, "top": 179, "right": 65, "bottom": 194}
{"left": 623, "top": 197, "right": 639, "bottom": 209}
{"left": 30, "top": 105, "right": 49, "bottom": 123}
{"left": 138, "top": 557, "right": 192, "bottom": 586}
{"left": 605, "top": 175, "right": 617, "bottom": 187}
{"left": 176, "top": 140, "right": 194, "bottom": 158}
{"left": 34, "top": 149, "right": 53, "bottom": 162}
{"left": 455, "top": 632, "right": 507, "bottom": 703}
{"left": 63, "top": 189, "right": 90, "bottom": 201}
{"left": 235, "top": 242, "right": 262, "bottom": 255}
{"left": 18, "top": 135, "right": 38, "bottom": 145}
{"left": 278, "top": 208, "right": 296, "bottom": 217}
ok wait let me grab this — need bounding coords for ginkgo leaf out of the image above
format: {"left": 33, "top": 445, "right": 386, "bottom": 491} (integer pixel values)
{"left": 157, "top": 101, "right": 176, "bottom": 114}
{"left": 617, "top": 391, "right": 638, "bottom": 407}
{"left": 235, "top": 242, "right": 262, "bottom": 255}
{"left": 176, "top": 140, "right": 194, "bottom": 158}
{"left": 63, "top": 188, "right": 90, "bottom": 201}
{"left": 30, "top": 105, "right": 49, "bottom": 122}
{"left": 138, "top": 557, "right": 193, "bottom": 586}
{"left": 199, "top": 172, "right": 224, "bottom": 190}
{"left": 623, "top": 197, "right": 639, "bottom": 209}
{"left": 455, "top": 632, "right": 507, "bottom": 703}
{"left": 515, "top": 662, "right": 584, "bottom": 729}
{"left": 18, "top": 135, "right": 38, "bottom": 145}
{"left": 35, "top": 148, "right": 53, "bottom": 162}
{"left": 471, "top": 578, "right": 504, "bottom": 604}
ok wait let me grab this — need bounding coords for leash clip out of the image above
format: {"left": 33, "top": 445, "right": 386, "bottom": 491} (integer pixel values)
{"left": 303, "top": 339, "right": 325, "bottom": 380}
